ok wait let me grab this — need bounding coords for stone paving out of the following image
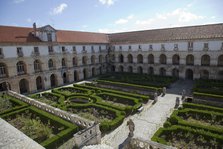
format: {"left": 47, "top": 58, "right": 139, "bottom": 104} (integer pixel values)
{"left": 0, "top": 118, "right": 45, "bottom": 149}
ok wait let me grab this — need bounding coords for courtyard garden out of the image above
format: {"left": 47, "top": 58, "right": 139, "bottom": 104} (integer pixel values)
{"left": 151, "top": 102, "right": 223, "bottom": 148}
{"left": 0, "top": 93, "right": 79, "bottom": 149}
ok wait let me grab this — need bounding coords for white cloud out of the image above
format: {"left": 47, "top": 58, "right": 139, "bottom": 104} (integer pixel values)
{"left": 13, "top": 0, "right": 25, "bottom": 3}
{"left": 50, "top": 3, "right": 68, "bottom": 15}
{"left": 115, "top": 15, "right": 134, "bottom": 25}
{"left": 99, "top": 0, "right": 115, "bottom": 6}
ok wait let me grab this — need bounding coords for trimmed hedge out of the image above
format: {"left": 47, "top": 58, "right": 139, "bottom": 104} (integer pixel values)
{"left": 74, "top": 83, "right": 149, "bottom": 102}
{"left": 0, "top": 106, "right": 79, "bottom": 149}
{"left": 68, "top": 103, "right": 125, "bottom": 133}
{"left": 193, "top": 92, "right": 223, "bottom": 101}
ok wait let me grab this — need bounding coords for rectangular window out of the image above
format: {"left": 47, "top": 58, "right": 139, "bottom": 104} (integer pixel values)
{"left": 174, "top": 44, "right": 178, "bottom": 48}
{"left": 83, "top": 46, "right": 86, "bottom": 51}
{"left": 99, "top": 46, "right": 101, "bottom": 51}
{"left": 48, "top": 46, "right": 54, "bottom": 53}
{"left": 0, "top": 48, "right": 2, "bottom": 55}
{"left": 91, "top": 46, "right": 94, "bottom": 50}
{"left": 129, "top": 45, "right": 131, "bottom": 49}
{"left": 119, "top": 46, "right": 122, "bottom": 50}
{"left": 17, "top": 47, "right": 23, "bottom": 57}
{"left": 149, "top": 45, "right": 153, "bottom": 50}
{"left": 188, "top": 41, "right": 193, "bottom": 48}
{"left": 62, "top": 46, "right": 66, "bottom": 52}
{"left": 47, "top": 33, "right": 52, "bottom": 42}
{"left": 139, "top": 45, "right": 141, "bottom": 49}
{"left": 34, "top": 47, "right": 39, "bottom": 53}
{"left": 73, "top": 46, "right": 76, "bottom": 52}
{"left": 204, "top": 43, "right": 208, "bottom": 48}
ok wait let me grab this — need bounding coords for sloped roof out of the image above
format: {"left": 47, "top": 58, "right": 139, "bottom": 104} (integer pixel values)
{"left": 108, "top": 23, "right": 223, "bottom": 44}
{"left": 56, "top": 30, "right": 109, "bottom": 44}
{"left": 0, "top": 26, "right": 41, "bottom": 43}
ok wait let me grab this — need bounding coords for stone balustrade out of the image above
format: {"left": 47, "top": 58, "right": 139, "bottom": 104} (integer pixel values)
{"left": 130, "top": 137, "right": 177, "bottom": 149}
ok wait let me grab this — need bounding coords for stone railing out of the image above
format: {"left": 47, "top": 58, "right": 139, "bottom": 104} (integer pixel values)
{"left": 7, "top": 90, "right": 101, "bottom": 148}
{"left": 130, "top": 137, "right": 177, "bottom": 149}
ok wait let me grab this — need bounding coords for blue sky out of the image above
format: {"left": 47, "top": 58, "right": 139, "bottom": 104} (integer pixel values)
{"left": 0, "top": 0, "right": 222, "bottom": 33}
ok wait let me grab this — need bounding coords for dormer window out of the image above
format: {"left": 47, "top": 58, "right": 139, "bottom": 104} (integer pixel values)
{"left": 188, "top": 41, "right": 193, "bottom": 51}
{"left": 47, "top": 33, "right": 52, "bottom": 42}
{"left": 174, "top": 44, "right": 178, "bottom": 51}
{"left": 149, "top": 45, "right": 153, "bottom": 50}
{"left": 17, "top": 47, "right": 23, "bottom": 57}
{"left": 203, "top": 43, "right": 209, "bottom": 51}
{"left": 161, "top": 44, "right": 165, "bottom": 51}
{"left": 48, "top": 46, "right": 54, "bottom": 54}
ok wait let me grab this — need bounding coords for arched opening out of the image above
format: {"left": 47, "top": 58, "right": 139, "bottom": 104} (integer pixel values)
{"left": 218, "top": 55, "right": 223, "bottom": 66}
{"left": 137, "top": 54, "right": 143, "bottom": 63}
{"left": 50, "top": 74, "right": 57, "bottom": 87}
{"left": 82, "top": 56, "right": 87, "bottom": 65}
{"left": 62, "top": 58, "right": 66, "bottom": 68}
{"left": 92, "top": 67, "right": 96, "bottom": 76}
{"left": 119, "top": 54, "right": 124, "bottom": 63}
{"left": 200, "top": 70, "right": 209, "bottom": 79}
{"left": 128, "top": 54, "right": 133, "bottom": 63}
{"left": 160, "top": 54, "right": 167, "bottom": 64}
{"left": 99, "top": 67, "right": 102, "bottom": 75}
{"left": 172, "top": 68, "right": 179, "bottom": 78}
{"left": 73, "top": 57, "right": 78, "bottom": 66}
{"left": 218, "top": 71, "right": 223, "bottom": 80}
{"left": 172, "top": 54, "right": 180, "bottom": 65}
{"left": 128, "top": 66, "right": 133, "bottom": 73}
{"left": 0, "top": 82, "right": 11, "bottom": 91}
{"left": 83, "top": 68, "right": 88, "bottom": 79}
{"left": 34, "top": 60, "right": 41, "bottom": 72}
{"left": 137, "top": 66, "right": 143, "bottom": 74}
{"left": 99, "top": 55, "right": 103, "bottom": 63}
{"left": 201, "top": 54, "right": 210, "bottom": 66}
{"left": 119, "top": 65, "right": 124, "bottom": 72}
{"left": 36, "top": 76, "right": 43, "bottom": 90}
{"left": 19, "top": 79, "right": 29, "bottom": 94}
{"left": 186, "top": 54, "right": 194, "bottom": 65}
{"left": 63, "top": 72, "right": 67, "bottom": 84}
{"left": 148, "top": 67, "right": 154, "bottom": 75}
{"left": 111, "top": 54, "right": 115, "bottom": 62}
{"left": 111, "top": 65, "right": 115, "bottom": 72}
{"left": 74, "top": 70, "right": 79, "bottom": 81}
{"left": 148, "top": 54, "right": 154, "bottom": 64}
{"left": 185, "top": 69, "right": 193, "bottom": 80}
{"left": 17, "top": 61, "right": 26, "bottom": 75}
{"left": 160, "top": 67, "right": 166, "bottom": 76}
{"left": 91, "top": 55, "right": 95, "bottom": 64}
{"left": 48, "top": 59, "right": 54, "bottom": 69}
{"left": 0, "top": 63, "right": 7, "bottom": 78}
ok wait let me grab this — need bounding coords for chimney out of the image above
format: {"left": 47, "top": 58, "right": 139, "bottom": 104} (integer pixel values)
{"left": 33, "top": 22, "right": 36, "bottom": 36}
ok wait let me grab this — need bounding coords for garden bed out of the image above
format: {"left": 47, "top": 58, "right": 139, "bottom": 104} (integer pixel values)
{"left": 151, "top": 102, "right": 223, "bottom": 148}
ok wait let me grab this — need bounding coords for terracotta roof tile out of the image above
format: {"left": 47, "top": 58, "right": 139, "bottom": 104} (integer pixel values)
{"left": 108, "top": 23, "right": 223, "bottom": 44}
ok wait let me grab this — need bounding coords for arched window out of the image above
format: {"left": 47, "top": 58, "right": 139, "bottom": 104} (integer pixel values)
{"left": 128, "top": 66, "right": 133, "bottom": 73}
{"left": 172, "top": 54, "right": 180, "bottom": 65}
{"left": 83, "top": 68, "right": 88, "bottom": 79}
{"left": 91, "top": 55, "right": 95, "bottom": 64}
{"left": 17, "top": 61, "right": 26, "bottom": 75}
{"left": 137, "top": 54, "right": 143, "bottom": 63}
{"left": 218, "top": 55, "right": 223, "bottom": 66}
{"left": 82, "top": 56, "right": 87, "bottom": 65}
{"left": 36, "top": 76, "right": 43, "bottom": 90}
{"left": 34, "top": 60, "right": 41, "bottom": 72}
{"left": 73, "top": 57, "right": 78, "bottom": 66}
{"left": 92, "top": 67, "right": 96, "bottom": 76}
{"left": 200, "top": 70, "right": 209, "bottom": 79}
{"left": 50, "top": 74, "right": 57, "bottom": 87}
{"left": 74, "top": 70, "right": 79, "bottom": 81}
{"left": 19, "top": 78, "right": 29, "bottom": 94}
{"left": 119, "top": 65, "right": 124, "bottom": 72}
{"left": 137, "top": 66, "right": 143, "bottom": 74}
{"left": 186, "top": 54, "right": 194, "bottom": 65}
{"left": 119, "top": 54, "right": 124, "bottom": 63}
{"left": 127, "top": 54, "right": 133, "bottom": 63}
{"left": 48, "top": 59, "right": 54, "bottom": 69}
{"left": 62, "top": 58, "right": 66, "bottom": 67}
{"left": 160, "top": 54, "right": 166, "bottom": 64}
{"left": 172, "top": 68, "right": 179, "bottom": 78}
{"left": 201, "top": 54, "right": 210, "bottom": 66}
{"left": 148, "top": 54, "right": 154, "bottom": 64}
{"left": 148, "top": 67, "right": 154, "bottom": 75}
{"left": 0, "top": 63, "right": 7, "bottom": 78}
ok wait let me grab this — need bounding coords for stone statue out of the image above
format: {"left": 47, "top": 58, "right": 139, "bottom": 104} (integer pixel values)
{"left": 181, "top": 89, "right": 186, "bottom": 100}
{"left": 6, "top": 82, "right": 10, "bottom": 91}
{"left": 127, "top": 119, "right": 135, "bottom": 138}
{"left": 162, "top": 87, "right": 166, "bottom": 96}
{"left": 153, "top": 92, "right": 158, "bottom": 104}
{"left": 175, "top": 97, "right": 180, "bottom": 109}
